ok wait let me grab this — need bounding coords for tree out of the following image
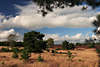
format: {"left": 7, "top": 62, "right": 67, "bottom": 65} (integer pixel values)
{"left": 92, "top": 15, "right": 100, "bottom": 41}
{"left": 93, "top": 15, "right": 100, "bottom": 34}
{"left": 62, "top": 40, "right": 69, "bottom": 50}
{"left": 33, "top": 0, "right": 100, "bottom": 16}
{"left": 7, "top": 34, "right": 18, "bottom": 49}
{"left": 23, "top": 31, "right": 47, "bottom": 53}
{"left": 47, "top": 38, "right": 54, "bottom": 48}
{"left": 62, "top": 40, "right": 75, "bottom": 50}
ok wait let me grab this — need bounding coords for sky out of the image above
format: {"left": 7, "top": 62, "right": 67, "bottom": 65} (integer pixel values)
{"left": 0, "top": 0, "right": 100, "bottom": 44}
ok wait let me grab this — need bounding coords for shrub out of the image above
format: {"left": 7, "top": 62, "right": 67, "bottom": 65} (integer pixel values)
{"left": 51, "top": 50, "right": 56, "bottom": 53}
{"left": 67, "top": 51, "right": 75, "bottom": 61}
{"left": 12, "top": 48, "right": 19, "bottom": 58}
{"left": 68, "top": 43, "right": 75, "bottom": 50}
{"left": 56, "top": 48, "right": 61, "bottom": 50}
{"left": 12, "top": 48, "right": 19, "bottom": 53}
{"left": 88, "top": 43, "right": 95, "bottom": 48}
{"left": 20, "top": 49, "right": 30, "bottom": 61}
{"left": 1, "top": 48, "right": 10, "bottom": 52}
{"left": 96, "top": 49, "right": 100, "bottom": 53}
{"left": 37, "top": 55, "right": 44, "bottom": 62}
{"left": 12, "top": 53, "right": 18, "bottom": 58}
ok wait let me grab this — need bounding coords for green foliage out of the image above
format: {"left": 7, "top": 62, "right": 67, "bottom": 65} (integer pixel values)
{"left": 24, "top": 31, "right": 47, "bottom": 53}
{"left": 67, "top": 51, "right": 74, "bottom": 61}
{"left": 7, "top": 34, "right": 18, "bottom": 48}
{"left": 62, "top": 41, "right": 75, "bottom": 50}
{"left": 33, "top": 0, "right": 100, "bottom": 16}
{"left": 1, "top": 48, "right": 10, "bottom": 52}
{"left": 96, "top": 49, "right": 100, "bottom": 53}
{"left": 37, "top": 55, "right": 44, "bottom": 62}
{"left": 88, "top": 43, "right": 95, "bottom": 48}
{"left": 62, "top": 40, "right": 69, "bottom": 50}
{"left": 12, "top": 53, "right": 18, "bottom": 58}
{"left": 47, "top": 38, "right": 54, "bottom": 48}
{"left": 76, "top": 43, "right": 81, "bottom": 46}
{"left": 56, "top": 48, "right": 61, "bottom": 50}
{"left": 12, "top": 47, "right": 19, "bottom": 53}
{"left": 51, "top": 50, "right": 56, "bottom": 53}
{"left": 12, "top": 48, "right": 19, "bottom": 58}
{"left": 20, "top": 49, "right": 31, "bottom": 61}
{"left": 68, "top": 43, "right": 75, "bottom": 50}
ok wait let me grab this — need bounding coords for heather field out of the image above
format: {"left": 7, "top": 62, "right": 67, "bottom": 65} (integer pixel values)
{"left": 0, "top": 46, "right": 99, "bottom": 67}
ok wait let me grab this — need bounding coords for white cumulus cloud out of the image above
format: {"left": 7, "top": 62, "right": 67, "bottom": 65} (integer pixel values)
{"left": 0, "top": 2, "right": 98, "bottom": 30}
{"left": 0, "top": 29, "right": 23, "bottom": 41}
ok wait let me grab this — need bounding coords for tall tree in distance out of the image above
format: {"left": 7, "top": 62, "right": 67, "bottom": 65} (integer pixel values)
{"left": 62, "top": 40, "right": 69, "bottom": 50}
{"left": 47, "top": 38, "right": 54, "bottom": 48}
{"left": 7, "top": 33, "right": 18, "bottom": 49}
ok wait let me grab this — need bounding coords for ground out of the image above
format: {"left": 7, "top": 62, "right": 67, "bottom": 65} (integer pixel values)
{"left": 0, "top": 47, "right": 99, "bottom": 67}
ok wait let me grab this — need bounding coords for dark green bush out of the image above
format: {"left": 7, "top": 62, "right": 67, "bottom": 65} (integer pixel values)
{"left": 37, "top": 55, "right": 44, "bottom": 62}
{"left": 67, "top": 51, "right": 75, "bottom": 61}
{"left": 12, "top": 48, "right": 19, "bottom": 53}
{"left": 20, "top": 49, "right": 30, "bottom": 61}
{"left": 51, "top": 50, "right": 56, "bottom": 53}
{"left": 12, "top": 48, "right": 19, "bottom": 58}
{"left": 12, "top": 53, "right": 18, "bottom": 58}
{"left": 62, "top": 40, "right": 75, "bottom": 50}
{"left": 88, "top": 43, "right": 95, "bottom": 48}
{"left": 96, "top": 49, "right": 100, "bottom": 53}
{"left": 56, "top": 48, "right": 61, "bottom": 50}
{"left": 1, "top": 48, "right": 10, "bottom": 52}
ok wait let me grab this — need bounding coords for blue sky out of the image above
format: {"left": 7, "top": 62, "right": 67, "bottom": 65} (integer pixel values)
{"left": 0, "top": 0, "right": 99, "bottom": 43}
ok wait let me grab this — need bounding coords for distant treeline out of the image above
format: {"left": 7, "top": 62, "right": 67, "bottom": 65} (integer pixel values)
{"left": 0, "top": 42, "right": 23, "bottom": 47}
{"left": 76, "top": 42, "right": 100, "bottom": 46}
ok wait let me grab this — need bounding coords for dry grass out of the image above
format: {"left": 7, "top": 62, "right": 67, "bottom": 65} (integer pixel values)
{"left": 0, "top": 48, "right": 99, "bottom": 67}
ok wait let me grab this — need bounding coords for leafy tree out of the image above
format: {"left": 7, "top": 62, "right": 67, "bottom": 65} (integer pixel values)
{"left": 33, "top": 0, "right": 100, "bottom": 16}
{"left": 68, "top": 43, "right": 75, "bottom": 50}
{"left": 62, "top": 40, "right": 75, "bottom": 50}
{"left": 7, "top": 34, "right": 18, "bottom": 49}
{"left": 23, "top": 31, "right": 47, "bottom": 53}
{"left": 93, "top": 15, "right": 100, "bottom": 36}
{"left": 47, "top": 38, "right": 54, "bottom": 48}
{"left": 62, "top": 40, "right": 69, "bottom": 50}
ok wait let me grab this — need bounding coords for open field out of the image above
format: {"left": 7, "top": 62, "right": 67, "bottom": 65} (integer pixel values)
{"left": 0, "top": 46, "right": 99, "bottom": 67}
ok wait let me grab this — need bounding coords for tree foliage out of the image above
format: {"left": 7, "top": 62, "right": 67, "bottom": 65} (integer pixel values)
{"left": 7, "top": 34, "right": 18, "bottom": 48}
{"left": 62, "top": 40, "right": 75, "bottom": 50}
{"left": 62, "top": 40, "right": 69, "bottom": 50}
{"left": 47, "top": 38, "right": 54, "bottom": 48}
{"left": 23, "top": 31, "right": 47, "bottom": 53}
{"left": 93, "top": 15, "right": 100, "bottom": 35}
{"left": 33, "top": 0, "right": 100, "bottom": 16}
